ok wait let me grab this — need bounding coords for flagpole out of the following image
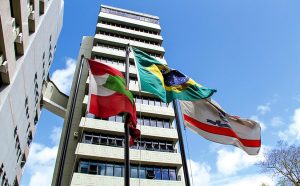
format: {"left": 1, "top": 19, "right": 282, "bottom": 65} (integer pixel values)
{"left": 124, "top": 44, "right": 131, "bottom": 186}
{"left": 173, "top": 99, "right": 191, "bottom": 186}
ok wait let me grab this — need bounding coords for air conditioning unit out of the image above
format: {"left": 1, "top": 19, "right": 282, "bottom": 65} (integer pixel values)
{"left": 29, "top": 11, "right": 35, "bottom": 20}
{"left": 0, "top": 61, "right": 8, "bottom": 73}
{"left": 74, "top": 131, "right": 79, "bottom": 138}
{"left": 15, "top": 33, "right": 23, "bottom": 44}
{"left": 11, "top": 18, "right": 16, "bottom": 28}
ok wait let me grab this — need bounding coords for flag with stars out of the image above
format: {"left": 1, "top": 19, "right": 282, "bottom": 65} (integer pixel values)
{"left": 132, "top": 47, "right": 216, "bottom": 103}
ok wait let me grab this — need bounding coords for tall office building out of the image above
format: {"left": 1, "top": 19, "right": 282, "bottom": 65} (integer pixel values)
{"left": 52, "top": 5, "right": 185, "bottom": 186}
{"left": 0, "top": 0, "right": 63, "bottom": 185}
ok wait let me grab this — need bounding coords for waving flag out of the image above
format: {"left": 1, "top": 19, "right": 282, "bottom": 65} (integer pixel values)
{"left": 87, "top": 59, "right": 140, "bottom": 143}
{"left": 179, "top": 99, "right": 261, "bottom": 155}
{"left": 132, "top": 47, "right": 216, "bottom": 103}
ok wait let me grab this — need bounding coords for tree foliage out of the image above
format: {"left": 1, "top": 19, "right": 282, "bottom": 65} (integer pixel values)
{"left": 257, "top": 141, "right": 300, "bottom": 186}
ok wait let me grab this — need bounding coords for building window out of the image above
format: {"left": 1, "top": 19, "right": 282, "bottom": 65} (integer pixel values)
{"left": 78, "top": 160, "right": 178, "bottom": 180}
{"left": 98, "top": 31, "right": 160, "bottom": 46}
{"left": 99, "top": 20, "right": 159, "bottom": 35}
{"left": 81, "top": 132, "right": 176, "bottom": 153}
{"left": 101, "top": 7, "right": 159, "bottom": 24}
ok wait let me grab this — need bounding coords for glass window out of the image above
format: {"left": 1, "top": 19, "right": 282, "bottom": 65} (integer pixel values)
{"left": 144, "top": 117, "right": 150, "bottom": 126}
{"left": 116, "top": 115, "right": 123, "bottom": 123}
{"left": 89, "top": 162, "right": 98, "bottom": 175}
{"left": 142, "top": 98, "right": 148, "bottom": 105}
{"left": 84, "top": 135, "right": 92, "bottom": 144}
{"left": 155, "top": 100, "right": 161, "bottom": 107}
{"left": 106, "top": 164, "right": 114, "bottom": 176}
{"left": 131, "top": 166, "right": 138, "bottom": 178}
{"left": 145, "top": 142, "right": 152, "bottom": 150}
{"left": 139, "top": 141, "right": 145, "bottom": 150}
{"left": 164, "top": 120, "right": 170, "bottom": 128}
{"left": 157, "top": 120, "right": 163, "bottom": 128}
{"left": 139, "top": 167, "right": 146, "bottom": 179}
{"left": 169, "top": 169, "right": 176, "bottom": 180}
{"left": 160, "top": 143, "right": 166, "bottom": 151}
{"left": 92, "top": 136, "right": 99, "bottom": 145}
{"left": 108, "top": 137, "right": 116, "bottom": 146}
{"left": 100, "top": 136, "right": 108, "bottom": 145}
{"left": 154, "top": 168, "right": 161, "bottom": 180}
{"left": 149, "top": 99, "right": 155, "bottom": 106}
{"left": 98, "top": 163, "right": 105, "bottom": 175}
{"left": 114, "top": 165, "right": 123, "bottom": 177}
{"left": 116, "top": 138, "right": 123, "bottom": 147}
{"left": 109, "top": 116, "right": 116, "bottom": 122}
{"left": 162, "top": 169, "right": 169, "bottom": 180}
{"left": 166, "top": 144, "right": 174, "bottom": 152}
{"left": 146, "top": 167, "right": 155, "bottom": 179}
{"left": 137, "top": 118, "right": 143, "bottom": 125}
{"left": 153, "top": 142, "right": 159, "bottom": 151}
{"left": 150, "top": 119, "right": 156, "bottom": 127}
{"left": 79, "top": 161, "right": 89, "bottom": 173}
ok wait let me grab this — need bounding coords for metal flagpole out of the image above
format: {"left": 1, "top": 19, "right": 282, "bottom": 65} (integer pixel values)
{"left": 172, "top": 99, "right": 191, "bottom": 186}
{"left": 124, "top": 44, "right": 131, "bottom": 186}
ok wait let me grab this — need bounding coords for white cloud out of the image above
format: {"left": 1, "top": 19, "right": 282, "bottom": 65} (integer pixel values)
{"left": 23, "top": 127, "right": 62, "bottom": 186}
{"left": 214, "top": 174, "right": 275, "bottom": 186}
{"left": 188, "top": 159, "right": 211, "bottom": 186}
{"left": 50, "top": 126, "right": 62, "bottom": 145}
{"left": 278, "top": 108, "right": 300, "bottom": 143}
{"left": 270, "top": 116, "right": 284, "bottom": 127}
{"left": 216, "top": 146, "right": 267, "bottom": 176}
{"left": 51, "top": 58, "right": 76, "bottom": 95}
{"left": 250, "top": 115, "right": 267, "bottom": 131}
{"left": 257, "top": 104, "right": 271, "bottom": 115}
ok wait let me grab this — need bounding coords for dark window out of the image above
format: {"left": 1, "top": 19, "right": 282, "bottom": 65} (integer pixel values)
{"left": 146, "top": 168, "right": 155, "bottom": 179}
{"left": 79, "top": 162, "right": 89, "bottom": 174}
{"left": 84, "top": 135, "right": 92, "bottom": 144}
{"left": 92, "top": 136, "right": 99, "bottom": 145}
{"left": 89, "top": 162, "right": 98, "bottom": 175}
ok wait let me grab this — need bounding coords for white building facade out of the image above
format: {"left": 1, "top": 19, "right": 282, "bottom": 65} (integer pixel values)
{"left": 0, "top": 0, "right": 63, "bottom": 185}
{"left": 52, "top": 5, "right": 185, "bottom": 186}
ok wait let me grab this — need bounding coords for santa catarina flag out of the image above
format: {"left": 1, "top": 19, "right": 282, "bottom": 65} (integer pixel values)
{"left": 179, "top": 99, "right": 261, "bottom": 155}
{"left": 87, "top": 59, "right": 140, "bottom": 142}
{"left": 132, "top": 47, "right": 216, "bottom": 103}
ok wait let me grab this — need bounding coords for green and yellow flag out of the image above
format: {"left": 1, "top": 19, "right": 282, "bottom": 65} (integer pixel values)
{"left": 132, "top": 47, "right": 216, "bottom": 103}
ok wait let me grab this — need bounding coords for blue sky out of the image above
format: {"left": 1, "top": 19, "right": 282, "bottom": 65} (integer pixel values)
{"left": 21, "top": 0, "right": 300, "bottom": 185}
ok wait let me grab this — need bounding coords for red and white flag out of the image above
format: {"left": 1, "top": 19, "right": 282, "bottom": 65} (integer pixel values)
{"left": 179, "top": 99, "right": 261, "bottom": 155}
{"left": 88, "top": 59, "right": 140, "bottom": 143}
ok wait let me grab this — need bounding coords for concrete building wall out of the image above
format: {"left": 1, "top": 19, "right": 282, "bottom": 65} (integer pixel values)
{"left": 0, "top": 0, "right": 63, "bottom": 185}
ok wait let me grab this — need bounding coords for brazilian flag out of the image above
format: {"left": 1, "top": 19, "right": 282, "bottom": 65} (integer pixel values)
{"left": 132, "top": 47, "right": 216, "bottom": 103}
